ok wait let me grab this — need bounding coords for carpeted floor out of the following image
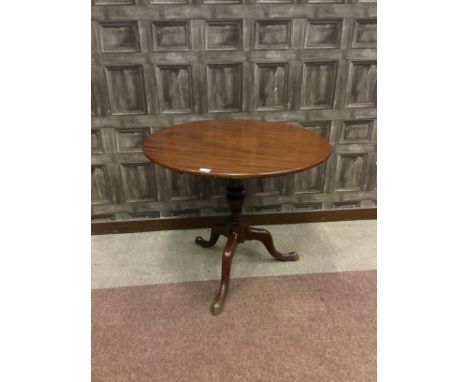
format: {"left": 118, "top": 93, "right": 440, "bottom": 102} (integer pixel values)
{"left": 92, "top": 270, "right": 376, "bottom": 382}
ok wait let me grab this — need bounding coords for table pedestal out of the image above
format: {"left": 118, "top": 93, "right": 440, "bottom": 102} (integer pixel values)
{"left": 195, "top": 179, "right": 299, "bottom": 315}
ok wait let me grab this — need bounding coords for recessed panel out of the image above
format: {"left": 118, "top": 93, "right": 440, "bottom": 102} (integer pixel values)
{"left": 152, "top": 21, "right": 190, "bottom": 51}
{"left": 255, "top": 63, "right": 288, "bottom": 110}
{"left": 301, "top": 121, "right": 332, "bottom": 139}
{"left": 255, "top": 20, "right": 292, "bottom": 49}
{"left": 346, "top": 61, "right": 377, "bottom": 107}
{"left": 249, "top": 178, "right": 282, "bottom": 196}
{"left": 293, "top": 165, "right": 325, "bottom": 194}
{"left": 100, "top": 22, "right": 140, "bottom": 52}
{"left": 301, "top": 61, "right": 337, "bottom": 109}
{"left": 202, "top": 0, "right": 242, "bottom": 3}
{"left": 334, "top": 153, "right": 368, "bottom": 191}
{"left": 293, "top": 121, "right": 330, "bottom": 194}
{"left": 91, "top": 87, "right": 97, "bottom": 115}
{"left": 120, "top": 163, "right": 156, "bottom": 202}
{"left": 94, "top": 0, "right": 134, "bottom": 4}
{"left": 257, "top": 0, "right": 292, "bottom": 3}
{"left": 165, "top": 171, "right": 199, "bottom": 200}
{"left": 257, "top": 0, "right": 293, "bottom": 2}
{"left": 150, "top": 0, "right": 188, "bottom": 4}
{"left": 157, "top": 66, "right": 193, "bottom": 113}
{"left": 91, "top": 130, "right": 104, "bottom": 153}
{"left": 207, "top": 64, "right": 242, "bottom": 112}
{"left": 105, "top": 65, "right": 147, "bottom": 115}
{"left": 116, "top": 128, "right": 150, "bottom": 152}
{"left": 340, "top": 120, "right": 374, "bottom": 143}
{"left": 91, "top": 165, "right": 111, "bottom": 204}
{"left": 305, "top": 20, "right": 341, "bottom": 48}
{"left": 353, "top": 19, "right": 377, "bottom": 48}
{"left": 205, "top": 21, "right": 242, "bottom": 51}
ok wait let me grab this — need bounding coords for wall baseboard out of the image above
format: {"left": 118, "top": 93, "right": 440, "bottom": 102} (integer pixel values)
{"left": 91, "top": 208, "right": 376, "bottom": 235}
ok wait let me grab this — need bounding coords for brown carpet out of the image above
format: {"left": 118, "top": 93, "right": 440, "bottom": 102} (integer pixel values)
{"left": 92, "top": 271, "right": 376, "bottom": 382}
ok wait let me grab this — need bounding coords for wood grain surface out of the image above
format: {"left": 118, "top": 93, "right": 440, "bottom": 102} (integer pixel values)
{"left": 143, "top": 120, "right": 332, "bottom": 179}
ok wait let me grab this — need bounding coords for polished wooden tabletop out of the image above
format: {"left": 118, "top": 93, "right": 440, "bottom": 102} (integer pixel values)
{"left": 143, "top": 120, "right": 332, "bottom": 179}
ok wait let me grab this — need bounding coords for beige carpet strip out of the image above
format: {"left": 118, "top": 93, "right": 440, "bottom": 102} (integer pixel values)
{"left": 92, "top": 270, "right": 376, "bottom": 382}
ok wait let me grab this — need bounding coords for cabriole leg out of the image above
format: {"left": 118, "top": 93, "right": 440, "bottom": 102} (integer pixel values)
{"left": 211, "top": 232, "right": 238, "bottom": 316}
{"left": 246, "top": 226, "right": 299, "bottom": 261}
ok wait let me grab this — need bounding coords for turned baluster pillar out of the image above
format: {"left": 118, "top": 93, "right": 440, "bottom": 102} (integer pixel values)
{"left": 226, "top": 179, "right": 246, "bottom": 242}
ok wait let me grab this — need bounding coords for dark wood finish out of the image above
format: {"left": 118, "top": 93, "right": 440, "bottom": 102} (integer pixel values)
{"left": 91, "top": 208, "right": 377, "bottom": 235}
{"left": 195, "top": 224, "right": 228, "bottom": 248}
{"left": 211, "top": 232, "right": 238, "bottom": 316}
{"left": 143, "top": 120, "right": 332, "bottom": 179}
{"left": 245, "top": 226, "right": 298, "bottom": 262}
{"left": 197, "top": 180, "right": 299, "bottom": 315}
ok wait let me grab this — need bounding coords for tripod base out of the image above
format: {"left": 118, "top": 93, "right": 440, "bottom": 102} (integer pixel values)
{"left": 195, "top": 180, "right": 299, "bottom": 315}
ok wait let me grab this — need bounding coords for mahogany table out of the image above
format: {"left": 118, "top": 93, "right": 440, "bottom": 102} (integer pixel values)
{"left": 143, "top": 120, "right": 332, "bottom": 315}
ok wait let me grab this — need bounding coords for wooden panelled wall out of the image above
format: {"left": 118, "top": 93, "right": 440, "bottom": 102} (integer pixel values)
{"left": 91, "top": 0, "right": 377, "bottom": 222}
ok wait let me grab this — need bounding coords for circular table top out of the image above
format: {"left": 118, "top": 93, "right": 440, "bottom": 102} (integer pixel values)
{"left": 143, "top": 120, "right": 332, "bottom": 179}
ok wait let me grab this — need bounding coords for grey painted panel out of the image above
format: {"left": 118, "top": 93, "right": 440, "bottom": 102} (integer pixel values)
{"left": 91, "top": 129, "right": 104, "bottom": 154}
{"left": 165, "top": 171, "right": 201, "bottom": 201}
{"left": 257, "top": 0, "right": 293, "bottom": 3}
{"left": 156, "top": 65, "right": 193, "bottom": 113}
{"left": 94, "top": 0, "right": 134, "bottom": 4}
{"left": 150, "top": 0, "right": 189, "bottom": 4}
{"left": 91, "top": 165, "right": 112, "bottom": 204}
{"left": 340, "top": 120, "right": 374, "bottom": 143}
{"left": 99, "top": 22, "right": 140, "bottom": 52}
{"left": 301, "top": 61, "right": 337, "bottom": 109}
{"left": 120, "top": 162, "right": 157, "bottom": 202}
{"left": 304, "top": 19, "right": 342, "bottom": 49}
{"left": 346, "top": 61, "right": 377, "bottom": 107}
{"left": 292, "top": 120, "right": 331, "bottom": 195}
{"left": 247, "top": 177, "right": 283, "bottom": 196}
{"left": 203, "top": 0, "right": 242, "bottom": 4}
{"left": 334, "top": 153, "right": 368, "bottom": 191}
{"left": 152, "top": 21, "right": 191, "bottom": 51}
{"left": 116, "top": 127, "right": 150, "bottom": 152}
{"left": 105, "top": 65, "right": 147, "bottom": 115}
{"left": 91, "top": 3, "right": 377, "bottom": 221}
{"left": 352, "top": 19, "right": 377, "bottom": 48}
{"left": 207, "top": 63, "right": 242, "bottom": 112}
{"left": 255, "top": 20, "right": 292, "bottom": 49}
{"left": 205, "top": 20, "right": 243, "bottom": 51}
{"left": 255, "top": 63, "right": 288, "bottom": 110}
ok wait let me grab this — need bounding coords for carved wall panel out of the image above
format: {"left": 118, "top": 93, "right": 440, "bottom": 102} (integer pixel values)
{"left": 207, "top": 64, "right": 242, "bottom": 112}
{"left": 156, "top": 65, "right": 193, "bottom": 113}
{"left": 91, "top": 165, "right": 112, "bottom": 204}
{"left": 255, "top": 63, "right": 288, "bottom": 110}
{"left": 116, "top": 128, "right": 150, "bottom": 152}
{"left": 105, "top": 65, "right": 147, "bottom": 115}
{"left": 301, "top": 61, "right": 337, "bottom": 109}
{"left": 334, "top": 153, "right": 368, "bottom": 192}
{"left": 99, "top": 22, "right": 140, "bottom": 52}
{"left": 91, "top": 2, "right": 377, "bottom": 221}
{"left": 304, "top": 19, "right": 341, "bottom": 49}
{"left": 152, "top": 21, "right": 191, "bottom": 51}
{"left": 205, "top": 21, "right": 243, "bottom": 51}
{"left": 120, "top": 163, "right": 157, "bottom": 202}
{"left": 255, "top": 20, "right": 292, "bottom": 49}
{"left": 352, "top": 19, "right": 377, "bottom": 48}
{"left": 346, "top": 61, "right": 377, "bottom": 107}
